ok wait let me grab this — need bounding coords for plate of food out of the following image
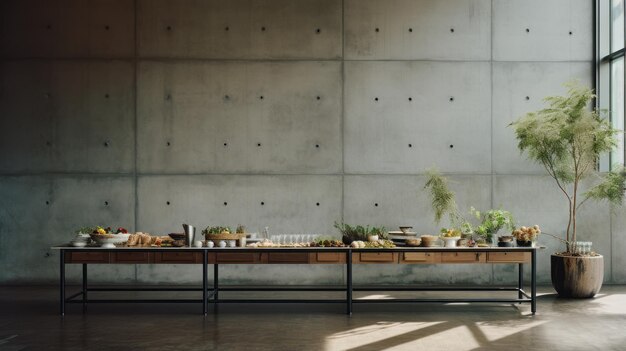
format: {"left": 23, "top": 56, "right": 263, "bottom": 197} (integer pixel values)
{"left": 89, "top": 226, "right": 131, "bottom": 248}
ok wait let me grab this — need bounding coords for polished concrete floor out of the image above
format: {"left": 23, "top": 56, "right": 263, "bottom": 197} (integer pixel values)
{"left": 1, "top": 286, "right": 625, "bottom": 351}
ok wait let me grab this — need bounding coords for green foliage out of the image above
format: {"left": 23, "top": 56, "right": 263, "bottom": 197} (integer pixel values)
{"left": 424, "top": 169, "right": 457, "bottom": 224}
{"left": 470, "top": 207, "right": 515, "bottom": 239}
{"left": 510, "top": 81, "right": 625, "bottom": 250}
{"left": 202, "top": 226, "right": 232, "bottom": 235}
{"left": 333, "top": 222, "right": 388, "bottom": 241}
{"left": 75, "top": 226, "right": 96, "bottom": 235}
{"left": 584, "top": 167, "right": 626, "bottom": 206}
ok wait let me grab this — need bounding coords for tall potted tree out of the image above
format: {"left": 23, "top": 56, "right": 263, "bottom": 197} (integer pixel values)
{"left": 511, "top": 82, "right": 626, "bottom": 298}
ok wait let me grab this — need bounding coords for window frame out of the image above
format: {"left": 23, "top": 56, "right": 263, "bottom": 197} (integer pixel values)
{"left": 598, "top": 0, "right": 626, "bottom": 171}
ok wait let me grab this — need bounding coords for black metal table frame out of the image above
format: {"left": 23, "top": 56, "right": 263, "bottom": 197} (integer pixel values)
{"left": 57, "top": 247, "right": 537, "bottom": 316}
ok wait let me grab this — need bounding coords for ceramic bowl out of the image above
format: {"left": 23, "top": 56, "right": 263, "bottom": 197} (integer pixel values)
{"left": 89, "top": 233, "right": 131, "bottom": 248}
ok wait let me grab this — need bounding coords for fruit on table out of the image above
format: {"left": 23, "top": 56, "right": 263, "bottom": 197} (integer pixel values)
{"left": 441, "top": 229, "right": 461, "bottom": 238}
{"left": 116, "top": 227, "right": 128, "bottom": 234}
{"left": 512, "top": 225, "right": 541, "bottom": 241}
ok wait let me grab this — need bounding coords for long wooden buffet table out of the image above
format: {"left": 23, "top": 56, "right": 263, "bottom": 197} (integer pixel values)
{"left": 52, "top": 246, "right": 539, "bottom": 316}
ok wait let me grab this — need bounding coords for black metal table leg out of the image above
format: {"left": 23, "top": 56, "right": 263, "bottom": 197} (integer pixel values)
{"left": 60, "top": 249, "right": 65, "bottom": 316}
{"left": 214, "top": 263, "right": 219, "bottom": 310}
{"left": 346, "top": 249, "right": 352, "bottom": 316}
{"left": 530, "top": 250, "right": 537, "bottom": 314}
{"left": 518, "top": 262, "right": 523, "bottom": 303}
{"left": 82, "top": 263, "right": 88, "bottom": 311}
{"left": 203, "top": 251, "right": 208, "bottom": 316}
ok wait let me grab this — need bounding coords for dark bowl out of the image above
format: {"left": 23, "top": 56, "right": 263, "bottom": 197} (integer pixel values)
{"left": 168, "top": 233, "right": 186, "bottom": 241}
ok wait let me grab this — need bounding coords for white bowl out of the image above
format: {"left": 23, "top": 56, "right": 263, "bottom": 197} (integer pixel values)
{"left": 89, "top": 233, "right": 131, "bottom": 248}
{"left": 442, "top": 237, "right": 461, "bottom": 248}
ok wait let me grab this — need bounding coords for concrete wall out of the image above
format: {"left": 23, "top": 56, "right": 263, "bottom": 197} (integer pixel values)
{"left": 1, "top": 0, "right": 618, "bottom": 286}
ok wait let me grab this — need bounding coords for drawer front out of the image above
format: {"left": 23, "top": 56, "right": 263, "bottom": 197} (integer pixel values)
{"left": 67, "top": 252, "right": 110, "bottom": 263}
{"left": 114, "top": 252, "right": 152, "bottom": 263}
{"left": 267, "top": 252, "right": 309, "bottom": 264}
{"left": 400, "top": 252, "right": 437, "bottom": 263}
{"left": 487, "top": 252, "right": 530, "bottom": 263}
{"left": 441, "top": 252, "right": 485, "bottom": 263}
{"left": 216, "top": 252, "right": 258, "bottom": 263}
{"left": 156, "top": 252, "right": 201, "bottom": 264}
{"left": 359, "top": 252, "right": 396, "bottom": 263}
{"left": 310, "top": 252, "right": 345, "bottom": 264}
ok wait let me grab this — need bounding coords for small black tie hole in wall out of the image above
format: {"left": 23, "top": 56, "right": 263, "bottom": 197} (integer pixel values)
{"left": 408, "top": 97, "right": 412, "bottom": 101}
{"left": 315, "top": 28, "right": 321, "bottom": 34}
{"left": 315, "top": 144, "right": 320, "bottom": 148}
{"left": 45, "top": 93, "right": 51, "bottom": 99}
{"left": 46, "top": 24, "right": 52, "bottom": 30}
{"left": 450, "top": 28, "right": 455, "bottom": 33}
{"left": 408, "top": 28, "right": 413, "bottom": 32}
{"left": 166, "top": 25, "right": 172, "bottom": 31}
{"left": 223, "top": 202, "right": 228, "bottom": 206}
{"left": 166, "top": 201, "right": 170, "bottom": 205}
{"left": 259, "top": 95, "right": 264, "bottom": 100}
{"left": 225, "top": 26, "right": 229, "bottom": 31}
{"left": 525, "top": 96, "right": 530, "bottom": 101}
{"left": 166, "top": 141, "right": 171, "bottom": 147}
{"left": 104, "top": 141, "right": 110, "bottom": 147}
{"left": 316, "top": 96, "right": 321, "bottom": 100}
{"left": 46, "top": 141, "right": 52, "bottom": 147}
{"left": 375, "top": 27, "right": 380, "bottom": 32}
{"left": 45, "top": 201, "right": 50, "bottom": 205}
{"left": 104, "top": 201, "right": 109, "bottom": 206}
{"left": 224, "top": 95, "right": 230, "bottom": 100}
{"left": 223, "top": 142, "right": 228, "bottom": 147}
{"left": 261, "top": 201, "right": 265, "bottom": 206}
{"left": 569, "top": 31, "right": 573, "bottom": 35}
{"left": 449, "top": 144, "right": 454, "bottom": 149}
{"left": 105, "top": 93, "right": 109, "bottom": 99}
{"left": 261, "top": 26, "right": 266, "bottom": 31}
{"left": 408, "top": 144, "right": 412, "bottom": 148}
{"left": 104, "top": 25, "right": 110, "bottom": 30}
{"left": 316, "top": 202, "right": 320, "bottom": 206}
{"left": 525, "top": 28, "right": 530, "bottom": 33}
{"left": 374, "top": 203, "right": 379, "bottom": 207}
{"left": 374, "top": 97, "right": 379, "bottom": 102}
{"left": 449, "top": 97, "right": 454, "bottom": 102}
{"left": 257, "top": 143, "right": 262, "bottom": 147}
{"left": 165, "top": 94, "right": 171, "bottom": 101}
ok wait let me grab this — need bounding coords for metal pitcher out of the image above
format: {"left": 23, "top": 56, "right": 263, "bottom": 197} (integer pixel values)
{"left": 182, "top": 224, "right": 195, "bottom": 247}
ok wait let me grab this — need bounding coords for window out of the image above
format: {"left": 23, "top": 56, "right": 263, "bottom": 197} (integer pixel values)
{"left": 598, "top": 0, "right": 625, "bottom": 169}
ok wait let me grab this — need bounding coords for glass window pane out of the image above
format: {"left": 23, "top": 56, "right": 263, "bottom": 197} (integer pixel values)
{"left": 612, "top": 0, "right": 624, "bottom": 52}
{"left": 611, "top": 56, "right": 624, "bottom": 166}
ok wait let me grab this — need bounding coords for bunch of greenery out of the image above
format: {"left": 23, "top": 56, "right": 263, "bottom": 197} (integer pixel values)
{"left": 202, "top": 226, "right": 232, "bottom": 235}
{"left": 423, "top": 170, "right": 514, "bottom": 239}
{"left": 74, "top": 226, "right": 96, "bottom": 235}
{"left": 333, "top": 222, "right": 388, "bottom": 242}
{"left": 470, "top": 207, "right": 515, "bottom": 240}
{"left": 510, "top": 82, "right": 626, "bottom": 253}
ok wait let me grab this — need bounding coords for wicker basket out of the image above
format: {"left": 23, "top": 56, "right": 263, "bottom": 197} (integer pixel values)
{"left": 420, "top": 235, "right": 439, "bottom": 247}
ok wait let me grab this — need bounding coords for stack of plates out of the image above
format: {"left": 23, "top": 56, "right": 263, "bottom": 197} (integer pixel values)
{"left": 388, "top": 231, "right": 417, "bottom": 247}
{"left": 70, "top": 233, "right": 91, "bottom": 247}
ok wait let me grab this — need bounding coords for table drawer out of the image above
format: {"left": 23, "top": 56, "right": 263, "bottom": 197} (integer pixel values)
{"left": 309, "top": 252, "right": 346, "bottom": 264}
{"left": 441, "top": 252, "right": 485, "bottom": 263}
{"left": 487, "top": 252, "right": 530, "bottom": 263}
{"left": 66, "top": 252, "right": 110, "bottom": 263}
{"left": 114, "top": 252, "right": 152, "bottom": 263}
{"left": 267, "top": 252, "right": 309, "bottom": 264}
{"left": 400, "top": 252, "right": 438, "bottom": 264}
{"left": 216, "top": 252, "right": 259, "bottom": 264}
{"left": 358, "top": 252, "right": 396, "bottom": 263}
{"left": 154, "top": 252, "right": 202, "bottom": 264}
